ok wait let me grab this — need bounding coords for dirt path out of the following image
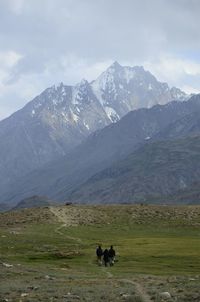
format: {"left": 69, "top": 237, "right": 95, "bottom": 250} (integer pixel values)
{"left": 106, "top": 271, "right": 113, "bottom": 278}
{"left": 49, "top": 206, "right": 75, "bottom": 226}
{"left": 101, "top": 267, "right": 151, "bottom": 302}
{"left": 120, "top": 279, "right": 152, "bottom": 302}
{"left": 54, "top": 223, "right": 83, "bottom": 243}
{"left": 101, "top": 267, "right": 113, "bottom": 278}
{"left": 55, "top": 223, "right": 66, "bottom": 235}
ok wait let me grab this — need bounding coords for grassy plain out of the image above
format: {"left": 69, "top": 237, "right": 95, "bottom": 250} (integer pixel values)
{"left": 0, "top": 205, "right": 200, "bottom": 301}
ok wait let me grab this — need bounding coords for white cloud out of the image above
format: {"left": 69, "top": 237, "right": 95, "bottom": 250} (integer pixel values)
{"left": 0, "top": 73, "right": 45, "bottom": 120}
{"left": 0, "top": 54, "right": 113, "bottom": 120}
{"left": 0, "top": 1, "right": 200, "bottom": 119}
{"left": 5, "top": 0, "right": 25, "bottom": 15}
{"left": 0, "top": 50, "right": 24, "bottom": 120}
{"left": 143, "top": 55, "right": 200, "bottom": 93}
{"left": 181, "top": 85, "right": 200, "bottom": 94}
{"left": 0, "top": 51, "right": 22, "bottom": 70}
{"left": 54, "top": 55, "right": 113, "bottom": 83}
{"left": 0, "top": 51, "right": 23, "bottom": 96}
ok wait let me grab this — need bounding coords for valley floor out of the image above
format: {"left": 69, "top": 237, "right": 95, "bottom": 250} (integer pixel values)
{"left": 0, "top": 204, "right": 200, "bottom": 301}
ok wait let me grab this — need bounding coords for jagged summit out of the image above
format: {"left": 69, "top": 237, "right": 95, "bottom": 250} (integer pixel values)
{"left": 111, "top": 60, "right": 121, "bottom": 67}
{"left": 107, "top": 61, "right": 122, "bottom": 71}
{"left": 24, "top": 61, "right": 188, "bottom": 128}
{"left": 77, "top": 78, "right": 89, "bottom": 85}
{"left": 91, "top": 62, "right": 188, "bottom": 117}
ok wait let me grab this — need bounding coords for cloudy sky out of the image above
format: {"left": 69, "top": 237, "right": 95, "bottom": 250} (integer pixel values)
{"left": 0, "top": 0, "right": 200, "bottom": 120}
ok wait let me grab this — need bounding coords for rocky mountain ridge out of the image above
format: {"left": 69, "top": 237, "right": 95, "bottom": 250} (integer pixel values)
{"left": 0, "top": 62, "right": 187, "bottom": 195}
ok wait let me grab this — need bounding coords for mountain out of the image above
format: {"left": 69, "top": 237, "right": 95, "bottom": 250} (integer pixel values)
{"left": 0, "top": 62, "right": 187, "bottom": 193}
{"left": 68, "top": 134, "right": 200, "bottom": 204}
{"left": 1, "top": 94, "right": 200, "bottom": 206}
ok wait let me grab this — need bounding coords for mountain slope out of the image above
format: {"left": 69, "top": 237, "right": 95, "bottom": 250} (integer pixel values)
{"left": 0, "top": 81, "right": 110, "bottom": 189}
{"left": 1, "top": 94, "right": 200, "bottom": 205}
{"left": 68, "top": 135, "right": 200, "bottom": 204}
{"left": 154, "top": 109, "right": 200, "bottom": 140}
{"left": 166, "top": 182, "right": 200, "bottom": 204}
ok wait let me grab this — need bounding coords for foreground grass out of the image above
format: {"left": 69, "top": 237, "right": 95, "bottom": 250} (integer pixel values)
{"left": 0, "top": 205, "right": 200, "bottom": 301}
{"left": 1, "top": 215, "right": 200, "bottom": 275}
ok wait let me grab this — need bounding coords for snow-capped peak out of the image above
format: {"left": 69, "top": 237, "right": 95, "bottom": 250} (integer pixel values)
{"left": 26, "top": 62, "right": 188, "bottom": 131}
{"left": 107, "top": 61, "right": 122, "bottom": 72}
{"left": 170, "top": 87, "right": 187, "bottom": 101}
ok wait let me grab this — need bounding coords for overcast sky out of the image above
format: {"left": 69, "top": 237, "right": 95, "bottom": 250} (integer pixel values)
{"left": 0, "top": 0, "right": 200, "bottom": 120}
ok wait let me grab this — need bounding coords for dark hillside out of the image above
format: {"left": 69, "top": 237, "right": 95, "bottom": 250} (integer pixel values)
{"left": 68, "top": 135, "right": 200, "bottom": 204}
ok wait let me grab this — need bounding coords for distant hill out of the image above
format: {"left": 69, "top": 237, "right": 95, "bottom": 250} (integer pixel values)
{"left": 12, "top": 195, "right": 56, "bottom": 210}
{"left": 68, "top": 135, "right": 200, "bottom": 204}
{"left": 1, "top": 204, "right": 200, "bottom": 228}
{"left": 0, "top": 203, "right": 10, "bottom": 212}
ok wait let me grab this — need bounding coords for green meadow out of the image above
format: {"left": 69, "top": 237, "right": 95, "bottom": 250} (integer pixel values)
{"left": 1, "top": 205, "right": 200, "bottom": 301}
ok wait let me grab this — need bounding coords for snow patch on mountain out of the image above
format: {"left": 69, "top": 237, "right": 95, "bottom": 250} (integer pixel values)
{"left": 91, "top": 81, "right": 104, "bottom": 106}
{"left": 70, "top": 108, "right": 79, "bottom": 123}
{"left": 123, "top": 67, "right": 136, "bottom": 84}
{"left": 84, "top": 121, "right": 90, "bottom": 130}
{"left": 104, "top": 106, "right": 119, "bottom": 122}
{"left": 148, "top": 83, "right": 153, "bottom": 90}
{"left": 93, "top": 70, "right": 115, "bottom": 94}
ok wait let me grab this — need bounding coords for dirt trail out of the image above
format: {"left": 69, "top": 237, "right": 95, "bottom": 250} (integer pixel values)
{"left": 101, "top": 267, "right": 113, "bottom": 278}
{"left": 106, "top": 271, "right": 113, "bottom": 278}
{"left": 55, "top": 223, "right": 66, "bottom": 235}
{"left": 120, "top": 279, "right": 152, "bottom": 302}
{"left": 101, "top": 268, "right": 151, "bottom": 302}
{"left": 55, "top": 223, "right": 82, "bottom": 243}
{"left": 49, "top": 205, "right": 106, "bottom": 227}
{"left": 49, "top": 206, "right": 75, "bottom": 226}
{"left": 50, "top": 207, "right": 83, "bottom": 244}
